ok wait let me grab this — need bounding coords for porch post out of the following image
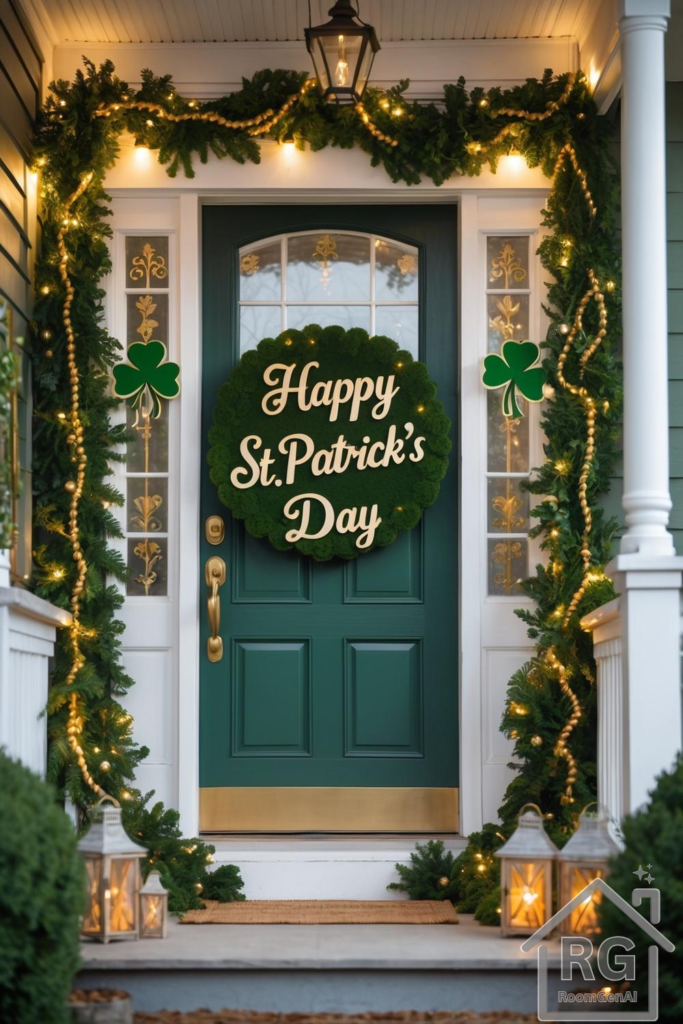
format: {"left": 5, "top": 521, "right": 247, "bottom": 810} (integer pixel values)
{"left": 598, "top": 0, "right": 683, "bottom": 818}
{"left": 618, "top": 0, "right": 672, "bottom": 556}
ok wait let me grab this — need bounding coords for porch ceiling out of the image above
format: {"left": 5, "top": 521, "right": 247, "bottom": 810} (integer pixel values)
{"left": 36, "top": 0, "right": 597, "bottom": 46}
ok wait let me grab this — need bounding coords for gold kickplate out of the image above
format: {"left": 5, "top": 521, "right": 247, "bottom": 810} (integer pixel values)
{"left": 200, "top": 786, "right": 459, "bottom": 832}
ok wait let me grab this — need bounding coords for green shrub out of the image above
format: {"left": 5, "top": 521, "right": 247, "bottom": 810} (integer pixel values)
{"left": 597, "top": 754, "right": 683, "bottom": 1022}
{"left": 387, "top": 840, "right": 459, "bottom": 901}
{"left": 0, "top": 750, "right": 85, "bottom": 1024}
{"left": 202, "top": 864, "right": 246, "bottom": 903}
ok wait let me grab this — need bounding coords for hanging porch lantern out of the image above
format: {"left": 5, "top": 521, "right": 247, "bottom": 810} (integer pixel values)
{"left": 495, "top": 804, "right": 558, "bottom": 937}
{"left": 77, "top": 796, "right": 146, "bottom": 943}
{"left": 557, "top": 803, "right": 620, "bottom": 937}
{"left": 304, "top": 0, "right": 380, "bottom": 105}
{"left": 139, "top": 870, "right": 169, "bottom": 939}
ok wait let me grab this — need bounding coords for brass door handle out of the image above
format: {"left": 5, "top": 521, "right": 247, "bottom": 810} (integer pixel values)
{"left": 205, "top": 556, "right": 227, "bottom": 663}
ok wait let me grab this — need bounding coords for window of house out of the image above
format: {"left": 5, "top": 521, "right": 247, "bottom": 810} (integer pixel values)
{"left": 238, "top": 231, "right": 419, "bottom": 356}
{"left": 484, "top": 235, "right": 533, "bottom": 596}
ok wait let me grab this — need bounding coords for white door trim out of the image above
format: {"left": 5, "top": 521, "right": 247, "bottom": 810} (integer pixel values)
{"left": 107, "top": 184, "right": 550, "bottom": 838}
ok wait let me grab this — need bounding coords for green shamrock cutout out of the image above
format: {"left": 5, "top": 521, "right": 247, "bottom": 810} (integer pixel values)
{"left": 113, "top": 341, "right": 180, "bottom": 419}
{"left": 481, "top": 339, "right": 545, "bottom": 418}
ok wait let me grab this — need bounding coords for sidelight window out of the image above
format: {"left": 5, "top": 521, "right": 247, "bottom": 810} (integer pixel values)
{"left": 485, "top": 235, "right": 535, "bottom": 596}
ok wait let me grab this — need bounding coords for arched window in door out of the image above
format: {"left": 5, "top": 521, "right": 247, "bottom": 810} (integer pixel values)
{"left": 238, "top": 231, "right": 419, "bottom": 357}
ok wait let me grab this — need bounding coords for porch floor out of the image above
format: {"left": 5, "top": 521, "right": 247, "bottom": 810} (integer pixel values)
{"left": 77, "top": 915, "right": 562, "bottom": 1014}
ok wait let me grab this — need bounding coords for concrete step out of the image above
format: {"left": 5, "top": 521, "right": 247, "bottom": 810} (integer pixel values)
{"left": 207, "top": 836, "right": 468, "bottom": 900}
{"left": 78, "top": 914, "right": 562, "bottom": 1015}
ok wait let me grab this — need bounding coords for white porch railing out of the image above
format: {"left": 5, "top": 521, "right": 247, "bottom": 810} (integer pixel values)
{"left": 581, "top": 559, "right": 683, "bottom": 828}
{"left": 0, "top": 551, "right": 71, "bottom": 777}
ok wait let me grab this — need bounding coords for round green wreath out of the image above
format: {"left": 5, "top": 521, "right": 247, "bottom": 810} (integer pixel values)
{"left": 208, "top": 324, "right": 452, "bottom": 560}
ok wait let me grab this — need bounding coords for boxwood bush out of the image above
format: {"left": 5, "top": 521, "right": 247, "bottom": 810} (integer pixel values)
{"left": 0, "top": 750, "right": 85, "bottom": 1023}
{"left": 598, "top": 754, "right": 683, "bottom": 1022}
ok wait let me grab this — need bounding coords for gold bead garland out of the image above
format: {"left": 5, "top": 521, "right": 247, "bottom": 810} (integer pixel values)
{"left": 546, "top": 649, "right": 581, "bottom": 802}
{"left": 93, "top": 78, "right": 318, "bottom": 139}
{"left": 57, "top": 170, "right": 107, "bottom": 800}
{"left": 553, "top": 143, "right": 597, "bottom": 218}
{"left": 495, "top": 73, "right": 576, "bottom": 120}
{"left": 546, "top": 135, "right": 609, "bottom": 799}
{"left": 355, "top": 102, "right": 399, "bottom": 147}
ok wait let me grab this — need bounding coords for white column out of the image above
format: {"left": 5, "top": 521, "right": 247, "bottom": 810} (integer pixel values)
{"left": 619, "top": 0, "right": 673, "bottom": 555}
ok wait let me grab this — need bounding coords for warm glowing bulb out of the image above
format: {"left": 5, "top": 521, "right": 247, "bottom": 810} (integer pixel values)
{"left": 522, "top": 890, "right": 538, "bottom": 905}
{"left": 52, "top": 568, "right": 64, "bottom": 580}
{"left": 477, "top": 863, "right": 486, "bottom": 873}
{"left": 392, "top": 106, "right": 404, "bottom": 117}
{"left": 335, "top": 35, "right": 349, "bottom": 87}
{"left": 417, "top": 404, "right": 425, "bottom": 413}
{"left": 57, "top": 411, "right": 66, "bottom": 420}
{"left": 505, "top": 150, "right": 525, "bottom": 172}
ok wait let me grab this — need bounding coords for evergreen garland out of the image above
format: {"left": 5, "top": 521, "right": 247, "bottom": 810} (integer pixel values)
{"left": 30, "top": 61, "right": 620, "bottom": 917}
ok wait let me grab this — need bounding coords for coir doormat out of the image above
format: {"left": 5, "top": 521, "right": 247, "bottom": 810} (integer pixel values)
{"left": 179, "top": 900, "right": 458, "bottom": 925}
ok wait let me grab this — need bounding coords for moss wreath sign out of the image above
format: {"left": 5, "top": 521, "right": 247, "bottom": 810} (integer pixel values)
{"left": 208, "top": 324, "right": 451, "bottom": 560}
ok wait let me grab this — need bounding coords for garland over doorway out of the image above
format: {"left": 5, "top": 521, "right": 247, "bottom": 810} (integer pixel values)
{"left": 30, "top": 62, "right": 621, "bottom": 891}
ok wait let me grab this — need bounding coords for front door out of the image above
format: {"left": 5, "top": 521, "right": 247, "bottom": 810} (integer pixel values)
{"left": 200, "top": 205, "right": 458, "bottom": 832}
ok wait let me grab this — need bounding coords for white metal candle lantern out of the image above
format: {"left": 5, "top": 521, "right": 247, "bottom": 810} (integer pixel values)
{"left": 557, "top": 803, "right": 620, "bottom": 936}
{"left": 495, "top": 803, "right": 559, "bottom": 937}
{"left": 139, "top": 870, "right": 169, "bottom": 939}
{"left": 77, "top": 795, "right": 146, "bottom": 943}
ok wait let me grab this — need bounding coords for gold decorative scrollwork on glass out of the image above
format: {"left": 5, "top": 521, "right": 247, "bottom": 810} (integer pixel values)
{"left": 397, "top": 253, "right": 417, "bottom": 276}
{"left": 240, "top": 253, "right": 260, "bottom": 276}
{"left": 487, "top": 237, "right": 529, "bottom": 288}
{"left": 127, "top": 477, "right": 168, "bottom": 533}
{"left": 487, "top": 477, "right": 529, "bottom": 533}
{"left": 128, "top": 240, "right": 168, "bottom": 289}
{"left": 134, "top": 295, "right": 158, "bottom": 343}
{"left": 489, "top": 294, "right": 521, "bottom": 342}
{"left": 312, "top": 233, "right": 339, "bottom": 270}
{"left": 485, "top": 235, "right": 533, "bottom": 595}
{"left": 312, "top": 233, "right": 338, "bottom": 292}
{"left": 125, "top": 236, "right": 171, "bottom": 597}
{"left": 489, "top": 240, "right": 527, "bottom": 288}
{"left": 489, "top": 539, "right": 526, "bottom": 595}
{"left": 130, "top": 538, "right": 165, "bottom": 596}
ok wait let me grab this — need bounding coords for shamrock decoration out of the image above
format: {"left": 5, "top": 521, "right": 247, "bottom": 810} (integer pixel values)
{"left": 481, "top": 339, "right": 545, "bottom": 418}
{"left": 113, "top": 341, "right": 180, "bottom": 419}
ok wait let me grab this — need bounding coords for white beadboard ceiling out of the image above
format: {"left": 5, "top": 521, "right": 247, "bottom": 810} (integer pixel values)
{"left": 37, "top": 0, "right": 598, "bottom": 45}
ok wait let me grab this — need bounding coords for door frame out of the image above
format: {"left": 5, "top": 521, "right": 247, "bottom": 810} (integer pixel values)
{"left": 165, "top": 188, "right": 547, "bottom": 838}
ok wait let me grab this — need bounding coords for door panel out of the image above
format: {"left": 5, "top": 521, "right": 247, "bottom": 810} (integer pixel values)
{"left": 200, "top": 205, "right": 458, "bottom": 832}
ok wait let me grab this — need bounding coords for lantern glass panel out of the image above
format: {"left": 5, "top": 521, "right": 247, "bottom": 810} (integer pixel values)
{"left": 109, "top": 857, "right": 138, "bottom": 933}
{"left": 82, "top": 856, "right": 103, "bottom": 935}
{"left": 141, "top": 893, "right": 165, "bottom": 937}
{"left": 318, "top": 32, "right": 364, "bottom": 93}
{"left": 354, "top": 37, "right": 375, "bottom": 94}
{"left": 565, "top": 864, "right": 604, "bottom": 934}
{"left": 507, "top": 860, "right": 549, "bottom": 931}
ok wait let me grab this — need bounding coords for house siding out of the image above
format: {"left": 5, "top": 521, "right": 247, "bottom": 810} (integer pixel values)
{"left": 667, "top": 81, "right": 683, "bottom": 554}
{"left": 0, "top": 0, "right": 41, "bottom": 337}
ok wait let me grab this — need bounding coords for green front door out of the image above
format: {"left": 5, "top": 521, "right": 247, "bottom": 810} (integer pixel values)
{"left": 200, "top": 205, "right": 458, "bottom": 832}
